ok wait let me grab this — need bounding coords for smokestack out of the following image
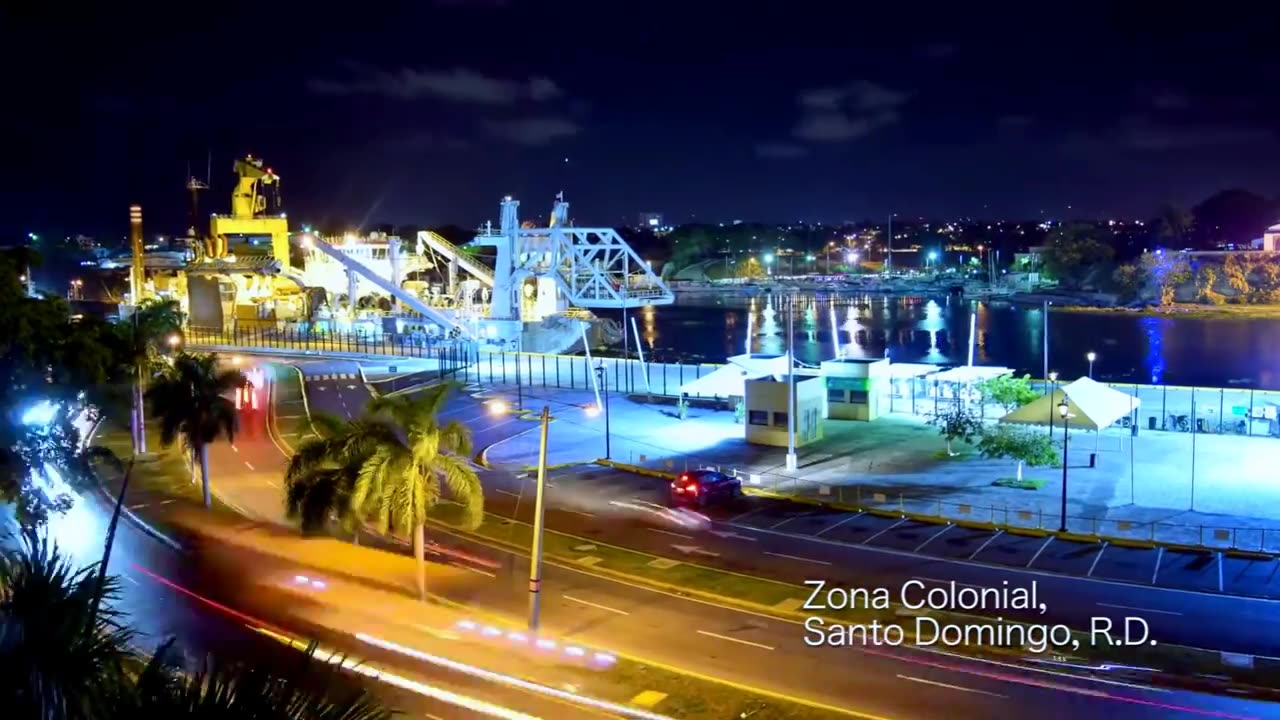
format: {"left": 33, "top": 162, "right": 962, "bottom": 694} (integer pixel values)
{"left": 129, "top": 205, "right": 144, "bottom": 304}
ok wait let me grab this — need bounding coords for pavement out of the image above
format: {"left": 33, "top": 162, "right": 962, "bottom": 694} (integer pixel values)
{"left": 475, "top": 382, "right": 1280, "bottom": 551}
{"left": 195, "top": 352, "right": 1280, "bottom": 718}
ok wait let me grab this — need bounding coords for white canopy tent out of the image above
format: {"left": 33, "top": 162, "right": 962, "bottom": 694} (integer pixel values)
{"left": 1000, "top": 376, "right": 1141, "bottom": 431}
{"left": 679, "top": 353, "right": 791, "bottom": 398}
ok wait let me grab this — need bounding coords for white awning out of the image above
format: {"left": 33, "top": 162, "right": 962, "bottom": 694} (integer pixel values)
{"left": 680, "top": 353, "right": 790, "bottom": 398}
{"left": 1000, "top": 376, "right": 1141, "bottom": 431}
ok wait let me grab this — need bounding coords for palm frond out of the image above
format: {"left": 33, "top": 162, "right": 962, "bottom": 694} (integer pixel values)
{"left": 435, "top": 453, "right": 484, "bottom": 530}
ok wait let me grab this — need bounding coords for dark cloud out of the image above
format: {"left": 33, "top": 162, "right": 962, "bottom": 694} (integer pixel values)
{"left": 791, "top": 81, "right": 910, "bottom": 143}
{"left": 308, "top": 66, "right": 562, "bottom": 105}
{"left": 483, "top": 117, "right": 580, "bottom": 146}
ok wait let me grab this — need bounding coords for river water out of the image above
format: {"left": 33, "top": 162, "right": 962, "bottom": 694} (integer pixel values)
{"left": 601, "top": 293, "right": 1280, "bottom": 390}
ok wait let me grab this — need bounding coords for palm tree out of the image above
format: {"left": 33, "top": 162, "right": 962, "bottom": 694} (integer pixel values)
{"left": 116, "top": 299, "right": 185, "bottom": 455}
{"left": 0, "top": 533, "right": 136, "bottom": 718}
{"left": 126, "top": 640, "right": 392, "bottom": 719}
{"left": 283, "top": 413, "right": 390, "bottom": 534}
{"left": 145, "top": 352, "right": 244, "bottom": 508}
{"left": 350, "top": 383, "right": 483, "bottom": 600}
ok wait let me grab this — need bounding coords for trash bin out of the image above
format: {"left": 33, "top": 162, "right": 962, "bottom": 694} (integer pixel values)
{"left": 1148, "top": 416, "right": 1157, "bottom": 430}
{"left": 1089, "top": 453, "right": 1097, "bottom": 468}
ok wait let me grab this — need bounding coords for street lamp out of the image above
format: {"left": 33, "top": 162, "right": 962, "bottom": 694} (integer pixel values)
{"left": 489, "top": 401, "right": 551, "bottom": 631}
{"left": 927, "top": 251, "right": 938, "bottom": 271}
{"left": 593, "top": 364, "right": 611, "bottom": 459}
{"left": 1086, "top": 351, "right": 1097, "bottom": 379}
{"left": 167, "top": 333, "right": 182, "bottom": 351}
{"left": 1057, "top": 397, "right": 1071, "bottom": 532}
{"left": 1047, "top": 370, "right": 1058, "bottom": 438}
{"left": 763, "top": 253, "right": 774, "bottom": 276}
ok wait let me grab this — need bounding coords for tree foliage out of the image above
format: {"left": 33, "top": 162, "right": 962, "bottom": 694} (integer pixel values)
{"left": 0, "top": 249, "right": 132, "bottom": 526}
{"left": 929, "top": 403, "right": 982, "bottom": 455}
{"left": 287, "top": 383, "right": 484, "bottom": 600}
{"left": 145, "top": 353, "right": 244, "bottom": 508}
{"left": 0, "top": 536, "right": 392, "bottom": 719}
{"left": 976, "top": 374, "right": 1039, "bottom": 413}
{"left": 1138, "top": 251, "right": 1192, "bottom": 306}
{"left": 1039, "top": 224, "right": 1114, "bottom": 289}
{"left": 976, "top": 425, "right": 1059, "bottom": 479}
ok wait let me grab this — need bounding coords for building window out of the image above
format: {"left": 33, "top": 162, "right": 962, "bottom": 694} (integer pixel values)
{"left": 748, "top": 410, "right": 769, "bottom": 426}
{"left": 773, "top": 411, "right": 789, "bottom": 428}
{"left": 850, "top": 391, "right": 869, "bottom": 404}
{"left": 828, "top": 388, "right": 846, "bottom": 403}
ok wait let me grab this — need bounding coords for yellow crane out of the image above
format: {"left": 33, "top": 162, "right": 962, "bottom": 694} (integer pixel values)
{"left": 206, "top": 155, "right": 290, "bottom": 268}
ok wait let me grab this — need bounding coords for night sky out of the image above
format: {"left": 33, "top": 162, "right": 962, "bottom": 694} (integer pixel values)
{"left": 5, "top": 3, "right": 1280, "bottom": 238}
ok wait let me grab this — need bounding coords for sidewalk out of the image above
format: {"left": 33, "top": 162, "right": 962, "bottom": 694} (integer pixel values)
{"left": 480, "top": 383, "right": 1280, "bottom": 550}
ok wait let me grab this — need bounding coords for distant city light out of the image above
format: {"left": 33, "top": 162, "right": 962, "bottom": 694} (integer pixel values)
{"left": 763, "top": 253, "right": 774, "bottom": 263}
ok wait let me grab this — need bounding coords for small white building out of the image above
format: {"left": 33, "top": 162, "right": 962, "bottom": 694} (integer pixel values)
{"left": 821, "top": 358, "right": 891, "bottom": 421}
{"left": 1254, "top": 224, "right": 1280, "bottom": 252}
{"left": 744, "top": 374, "right": 825, "bottom": 448}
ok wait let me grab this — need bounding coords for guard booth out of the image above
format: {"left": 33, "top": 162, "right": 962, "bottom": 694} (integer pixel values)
{"left": 821, "top": 358, "right": 890, "bottom": 421}
{"left": 744, "top": 374, "right": 825, "bottom": 448}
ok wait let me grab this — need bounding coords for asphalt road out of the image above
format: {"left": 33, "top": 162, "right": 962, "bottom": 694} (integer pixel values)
{"left": 214, "top": 355, "right": 1280, "bottom": 719}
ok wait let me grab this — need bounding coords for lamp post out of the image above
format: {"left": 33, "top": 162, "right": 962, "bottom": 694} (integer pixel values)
{"left": 785, "top": 293, "right": 797, "bottom": 472}
{"left": 1086, "top": 351, "right": 1096, "bottom": 379}
{"left": 167, "top": 333, "right": 182, "bottom": 352}
{"left": 1057, "top": 397, "right": 1071, "bottom": 532}
{"left": 514, "top": 337, "right": 523, "bottom": 412}
{"left": 594, "top": 364, "right": 611, "bottom": 459}
{"left": 489, "top": 400, "right": 551, "bottom": 631}
{"left": 1047, "top": 370, "right": 1058, "bottom": 438}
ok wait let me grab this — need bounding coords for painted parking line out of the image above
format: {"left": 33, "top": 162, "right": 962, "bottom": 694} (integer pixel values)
{"left": 1097, "top": 602, "right": 1184, "bottom": 617}
{"left": 1026, "top": 536, "right": 1055, "bottom": 568}
{"left": 896, "top": 674, "right": 1006, "bottom": 698}
{"left": 244, "top": 462, "right": 256, "bottom": 471}
{"left": 913, "top": 524, "right": 954, "bottom": 553}
{"left": 863, "top": 517, "right": 907, "bottom": 545}
{"left": 563, "top": 594, "right": 630, "bottom": 615}
{"left": 726, "top": 506, "right": 769, "bottom": 523}
{"left": 495, "top": 489, "right": 521, "bottom": 498}
{"left": 813, "top": 512, "right": 863, "bottom": 537}
{"left": 770, "top": 513, "right": 810, "bottom": 530}
{"left": 695, "top": 630, "right": 774, "bottom": 651}
{"left": 1151, "top": 547, "right": 1165, "bottom": 584}
{"left": 968, "top": 530, "right": 1003, "bottom": 559}
{"left": 764, "top": 551, "right": 831, "bottom": 566}
{"left": 1087, "top": 543, "right": 1109, "bottom": 576}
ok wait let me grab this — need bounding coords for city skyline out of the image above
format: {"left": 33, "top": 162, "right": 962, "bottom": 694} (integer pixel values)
{"left": 5, "top": 3, "right": 1280, "bottom": 237}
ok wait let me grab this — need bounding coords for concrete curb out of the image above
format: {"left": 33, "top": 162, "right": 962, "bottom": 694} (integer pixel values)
{"left": 592, "top": 459, "right": 1280, "bottom": 558}
{"left": 85, "top": 420, "right": 186, "bottom": 554}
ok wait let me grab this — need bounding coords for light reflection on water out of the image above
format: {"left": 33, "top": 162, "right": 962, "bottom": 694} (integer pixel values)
{"left": 601, "top": 293, "right": 1280, "bottom": 389}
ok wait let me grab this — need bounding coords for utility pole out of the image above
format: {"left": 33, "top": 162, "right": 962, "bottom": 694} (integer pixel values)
{"left": 886, "top": 214, "right": 893, "bottom": 274}
{"left": 785, "top": 293, "right": 798, "bottom": 471}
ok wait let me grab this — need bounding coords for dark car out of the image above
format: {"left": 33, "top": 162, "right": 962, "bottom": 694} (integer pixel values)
{"left": 670, "top": 469, "right": 742, "bottom": 507}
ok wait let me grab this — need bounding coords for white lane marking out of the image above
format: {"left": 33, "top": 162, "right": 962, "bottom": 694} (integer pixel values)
{"left": 696, "top": 630, "right": 774, "bottom": 651}
{"left": 244, "top": 462, "right": 256, "bottom": 471}
{"left": 647, "top": 528, "right": 694, "bottom": 540}
{"left": 496, "top": 489, "right": 521, "bottom": 498}
{"left": 862, "top": 516, "right": 907, "bottom": 544}
{"left": 157, "top": 499, "right": 176, "bottom": 506}
{"left": 1027, "top": 536, "right": 1055, "bottom": 568}
{"left": 277, "top": 414, "right": 304, "bottom": 419}
{"left": 726, "top": 506, "right": 768, "bottom": 523}
{"left": 912, "top": 576, "right": 988, "bottom": 590}
{"left": 462, "top": 565, "right": 497, "bottom": 578}
{"left": 563, "top": 509, "right": 596, "bottom": 518}
{"left": 563, "top": 594, "right": 630, "bottom": 615}
{"left": 813, "top": 512, "right": 861, "bottom": 537}
{"left": 896, "top": 674, "right": 1006, "bottom": 698}
{"left": 231, "top": 445, "right": 239, "bottom": 453}
{"left": 121, "top": 575, "right": 140, "bottom": 586}
{"left": 968, "top": 530, "right": 1002, "bottom": 559}
{"left": 128, "top": 503, "right": 148, "bottom": 510}
{"left": 770, "top": 513, "right": 809, "bottom": 529}
{"left": 764, "top": 551, "right": 831, "bottom": 566}
{"left": 1097, "top": 602, "right": 1184, "bottom": 617}
{"left": 266, "top": 480, "right": 280, "bottom": 489}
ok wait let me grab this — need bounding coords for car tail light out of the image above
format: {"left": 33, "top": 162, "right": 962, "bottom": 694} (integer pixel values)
{"left": 688, "top": 484, "right": 698, "bottom": 494}
{"left": 679, "top": 474, "right": 689, "bottom": 482}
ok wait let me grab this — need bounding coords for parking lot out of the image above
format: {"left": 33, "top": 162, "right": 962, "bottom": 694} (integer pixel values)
{"left": 716, "top": 495, "right": 1280, "bottom": 598}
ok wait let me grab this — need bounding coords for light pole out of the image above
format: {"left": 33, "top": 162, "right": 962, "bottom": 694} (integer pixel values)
{"left": 785, "top": 293, "right": 797, "bottom": 471}
{"left": 1057, "top": 398, "right": 1071, "bottom": 532}
{"left": 514, "top": 337, "right": 523, "bottom": 411}
{"left": 489, "top": 400, "right": 551, "bottom": 631}
{"left": 763, "top": 253, "right": 774, "bottom": 276}
{"left": 1047, "top": 370, "right": 1058, "bottom": 438}
{"left": 927, "top": 251, "right": 938, "bottom": 272}
{"left": 1086, "top": 351, "right": 1096, "bottom": 379}
{"left": 594, "top": 364, "right": 611, "bottom": 459}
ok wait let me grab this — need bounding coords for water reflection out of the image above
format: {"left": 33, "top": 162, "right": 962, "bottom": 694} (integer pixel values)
{"left": 601, "top": 293, "right": 1280, "bottom": 389}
